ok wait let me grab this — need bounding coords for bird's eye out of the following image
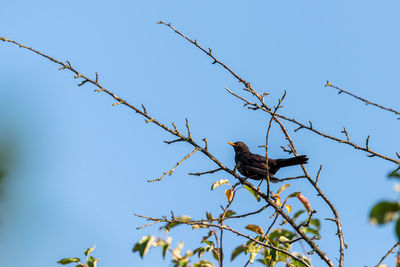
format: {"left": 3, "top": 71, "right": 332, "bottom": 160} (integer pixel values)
{"left": 237, "top": 143, "right": 241, "bottom": 146}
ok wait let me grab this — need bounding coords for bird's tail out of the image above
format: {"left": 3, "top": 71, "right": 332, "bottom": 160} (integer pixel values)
{"left": 276, "top": 155, "right": 308, "bottom": 168}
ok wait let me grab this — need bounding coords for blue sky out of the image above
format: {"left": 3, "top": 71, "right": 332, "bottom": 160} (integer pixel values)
{"left": 1, "top": 1, "right": 399, "bottom": 266}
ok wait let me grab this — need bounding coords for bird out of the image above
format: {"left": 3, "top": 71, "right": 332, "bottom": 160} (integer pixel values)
{"left": 228, "top": 141, "right": 308, "bottom": 182}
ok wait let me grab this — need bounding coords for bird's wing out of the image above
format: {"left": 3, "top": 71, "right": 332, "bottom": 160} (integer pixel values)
{"left": 244, "top": 165, "right": 267, "bottom": 176}
{"left": 247, "top": 153, "right": 279, "bottom": 173}
{"left": 247, "top": 153, "right": 267, "bottom": 168}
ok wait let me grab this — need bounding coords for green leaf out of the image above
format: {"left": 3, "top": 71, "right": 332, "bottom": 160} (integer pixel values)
{"left": 193, "top": 247, "right": 206, "bottom": 258}
{"left": 132, "top": 235, "right": 155, "bottom": 258}
{"left": 302, "top": 227, "right": 320, "bottom": 237}
{"left": 211, "top": 179, "right": 229, "bottom": 190}
{"left": 202, "top": 240, "right": 215, "bottom": 247}
{"left": 194, "top": 260, "right": 215, "bottom": 267}
{"left": 389, "top": 167, "right": 400, "bottom": 179}
{"left": 173, "top": 258, "right": 189, "bottom": 267}
{"left": 288, "top": 192, "right": 300, "bottom": 198}
{"left": 310, "top": 218, "right": 321, "bottom": 230}
{"left": 396, "top": 218, "right": 400, "bottom": 240}
{"left": 164, "top": 215, "right": 192, "bottom": 231}
{"left": 370, "top": 201, "right": 400, "bottom": 224}
{"left": 276, "top": 184, "right": 290, "bottom": 195}
{"left": 206, "top": 212, "right": 213, "bottom": 220}
{"left": 293, "top": 210, "right": 305, "bottom": 220}
{"left": 268, "top": 229, "right": 296, "bottom": 241}
{"left": 246, "top": 241, "right": 261, "bottom": 263}
{"left": 231, "top": 245, "right": 246, "bottom": 261}
{"left": 86, "top": 256, "right": 99, "bottom": 267}
{"left": 290, "top": 252, "right": 311, "bottom": 267}
{"left": 244, "top": 185, "right": 261, "bottom": 202}
{"left": 57, "top": 258, "right": 80, "bottom": 265}
{"left": 161, "top": 238, "right": 171, "bottom": 259}
{"left": 212, "top": 248, "right": 220, "bottom": 261}
{"left": 224, "top": 210, "right": 237, "bottom": 218}
{"left": 84, "top": 246, "right": 95, "bottom": 257}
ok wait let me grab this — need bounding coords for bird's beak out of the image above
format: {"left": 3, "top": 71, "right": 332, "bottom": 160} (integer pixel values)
{"left": 227, "top": 142, "right": 235, "bottom": 147}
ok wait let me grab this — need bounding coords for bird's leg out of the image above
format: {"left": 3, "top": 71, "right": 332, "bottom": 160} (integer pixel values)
{"left": 233, "top": 162, "right": 240, "bottom": 173}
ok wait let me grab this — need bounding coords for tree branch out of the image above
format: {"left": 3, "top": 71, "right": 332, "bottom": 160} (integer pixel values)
{"left": 326, "top": 81, "right": 400, "bottom": 117}
{"left": 135, "top": 214, "right": 311, "bottom": 267}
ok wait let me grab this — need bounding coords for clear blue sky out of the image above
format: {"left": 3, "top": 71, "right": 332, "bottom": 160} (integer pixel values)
{"left": 1, "top": 1, "right": 399, "bottom": 266}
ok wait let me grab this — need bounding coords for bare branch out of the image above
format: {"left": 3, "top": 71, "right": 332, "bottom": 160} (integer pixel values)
{"left": 0, "top": 33, "right": 336, "bottom": 267}
{"left": 148, "top": 147, "right": 199, "bottom": 182}
{"left": 136, "top": 214, "right": 311, "bottom": 267}
{"left": 154, "top": 24, "right": 399, "bottom": 164}
{"left": 225, "top": 87, "right": 400, "bottom": 165}
{"left": 188, "top": 168, "right": 223, "bottom": 176}
{"left": 278, "top": 175, "right": 307, "bottom": 182}
{"left": 375, "top": 240, "right": 400, "bottom": 267}
{"left": 326, "top": 81, "right": 400, "bottom": 117}
{"left": 341, "top": 127, "right": 350, "bottom": 142}
{"left": 316, "top": 165, "right": 323, "bottom": 184}
{"left": 185, "top": 118, "right": 192, "bottom": 140}
{"left": 227, "top": 205, "right": 270, "bottom": 219}
{"left": 164, "top": 138, "right": 184, "bottom": 144}
{"left": 264, "top": 90, "right": 287, "bottom": 196}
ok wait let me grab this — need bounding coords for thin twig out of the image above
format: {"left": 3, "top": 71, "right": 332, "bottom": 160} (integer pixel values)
{"left": 228, "top": 205, "right": 270, "bottom": 219}
{"left": 326, "top": 81, "right": 400, "bottom": 117}
{"left": 188, "top": 168, "right": 223, "bottom": 176}
{"left": 278, "top": 175, "right": 307, "bottom": 182}
{"left": 154, "top": 25, "right": 399, "bottom": 164}
{"left": 148, "top": 147, "right": 199, "bottom": 182}
{"left": 225, "top": 87, "right": 400, "bottom": 165}
{"left": 375, "top": 240, "right": 400, "bottom": 267}
{"left": 136, "top": 214, "right": 311, "bottom": 267}
{"left": 0, "top": 33, "right": 333, "bottom": 267}
{"left": 264, "top": 91, "right": 286, "bottom": 196}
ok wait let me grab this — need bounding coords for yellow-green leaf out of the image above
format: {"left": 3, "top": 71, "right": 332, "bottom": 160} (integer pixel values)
{"left": 211, "top": 179, "right": 229, "bottom": 190}
{"left": 245, "top": 224, "right": 264, "bottom": 235}
{"left": 225, "top": 210, "right": 236, "bottom": 218}
{"left": 57, "top": 258, "right": 80, "bottom": 265}
{"left": 276, "top": 183, "right": 290, "bottom": 195}
{"left": 132, "top": 235, "right": 155, "bottom": 258}
{"left": 244, "top": 185, "right": 261, "bottom": 202}
{"left": 84, "top": 245, "right": 95, "bottom": 257}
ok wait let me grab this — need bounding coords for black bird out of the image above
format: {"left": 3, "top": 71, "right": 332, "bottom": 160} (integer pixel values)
{"left": 228, "top": 141, "right": 308, "bottom": 182}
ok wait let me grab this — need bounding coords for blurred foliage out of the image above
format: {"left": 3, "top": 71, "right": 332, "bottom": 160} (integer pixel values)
{"left": 133, "top": 181, "right": 319, "bottom": 266}
{"left": 0, "top": 138, "right": 15, "bottom": 198}
{"left": 370, "top": 167, "right": 400, "bottom": 239}
{"left": 57, "top": 245, "right": 99, "bottom": 267}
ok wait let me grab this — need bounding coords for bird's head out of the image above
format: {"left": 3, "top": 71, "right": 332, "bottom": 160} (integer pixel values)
{"left": 227, "top": 141, "right": 250, "bottom": 153}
